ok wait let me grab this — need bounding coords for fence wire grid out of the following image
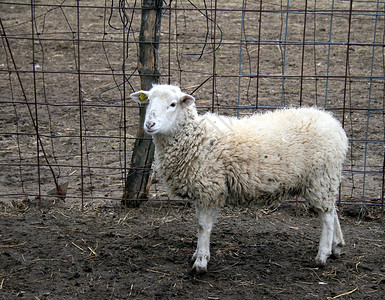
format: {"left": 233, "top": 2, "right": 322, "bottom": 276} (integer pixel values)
{"left": 0, "top": 0, "right": 384, "bottom": 216}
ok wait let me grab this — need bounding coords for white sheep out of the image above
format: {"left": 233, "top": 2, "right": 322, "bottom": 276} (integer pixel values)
{"left": 131, "top": 84, "right": 348, "bottom": 274}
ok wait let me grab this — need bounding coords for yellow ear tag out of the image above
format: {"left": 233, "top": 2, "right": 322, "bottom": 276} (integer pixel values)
{"left": 139, "top": 92, "right": 147, "bottom": 102}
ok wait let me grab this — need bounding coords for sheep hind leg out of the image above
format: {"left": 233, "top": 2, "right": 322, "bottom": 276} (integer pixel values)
{"left": 315, "top": 209, "right": 335, "bottom": 266}
{"left": 192, "top": 206, "right": 218, "bottom": 274}
{"left": 331, "top": 212, "right": 345, "bottom": 258}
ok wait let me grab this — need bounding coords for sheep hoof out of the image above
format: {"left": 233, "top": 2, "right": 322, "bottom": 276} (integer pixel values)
{"left": 315, "top": 256, "right": 327, "bottom": 267}
{"left": 192, "top": 256, "right": 208, "bottom": 274}
{"left": 315, "top": 259, "right": 326, "bottom": 267}
{"left": 192, "top": 263, "right": 207, "bottom": 274}
{"left": 331, "top": 243, "right": 344, "bottom": 259}
{"left": 331, "top": 248, "right": 343, "bottom": 259}
{"left": 331, "top": 250, "right": 341, "bottom": 259}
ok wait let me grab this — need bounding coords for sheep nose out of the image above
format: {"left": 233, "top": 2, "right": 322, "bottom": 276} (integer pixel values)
{"left": 145, "top": 121, "right": 156, "bottom": 130}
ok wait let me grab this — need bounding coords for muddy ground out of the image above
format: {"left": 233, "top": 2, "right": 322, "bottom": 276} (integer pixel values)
{"left": 0, "top": 200, "right": 384, "bottom": 299}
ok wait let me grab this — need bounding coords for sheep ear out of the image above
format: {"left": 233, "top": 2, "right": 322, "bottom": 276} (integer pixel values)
{"left": 180, "top": 93, "right": 195, "bottom": 108}
{"left": 130, "top": 90, "right": 149, "bottom": 104}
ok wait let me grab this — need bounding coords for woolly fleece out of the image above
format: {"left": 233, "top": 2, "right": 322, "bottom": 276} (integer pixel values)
{"left": 148, "top": 89, "right": 348, "bottom": 212}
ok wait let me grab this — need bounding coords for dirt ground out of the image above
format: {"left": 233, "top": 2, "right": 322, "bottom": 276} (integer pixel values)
{"left": 0, "top": 200, "right": 384, "bottom": 299}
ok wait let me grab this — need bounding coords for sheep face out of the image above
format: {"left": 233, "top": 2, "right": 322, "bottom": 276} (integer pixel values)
{"left": 130, "top": 85, "right": 195, "bottom": 135}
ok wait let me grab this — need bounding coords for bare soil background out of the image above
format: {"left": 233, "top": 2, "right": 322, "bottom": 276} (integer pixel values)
{"left": 0, "top": 200, "right": 384, "bottom": 299}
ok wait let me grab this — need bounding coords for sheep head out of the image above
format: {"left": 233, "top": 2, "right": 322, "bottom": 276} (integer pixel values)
{"left": 130, "top": 85, "right": 195, "bottom": 135}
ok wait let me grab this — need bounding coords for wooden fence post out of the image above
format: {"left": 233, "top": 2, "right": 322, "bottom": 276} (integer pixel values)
{"left": 123, "top": 0, "right": 163, "bottom": 207}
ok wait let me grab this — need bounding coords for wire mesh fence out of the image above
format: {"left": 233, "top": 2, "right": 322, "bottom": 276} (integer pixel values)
{"left": 0, "top": 0, "right": 384, "bottom": 216}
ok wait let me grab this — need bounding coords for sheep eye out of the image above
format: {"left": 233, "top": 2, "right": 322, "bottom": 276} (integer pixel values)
{"left": 170, "top": 102, "right": 176, "bottom": 108}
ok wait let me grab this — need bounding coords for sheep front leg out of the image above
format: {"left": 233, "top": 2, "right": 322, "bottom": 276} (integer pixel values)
{"left": 192, "top": 206, "right": 218, "bottom": 274}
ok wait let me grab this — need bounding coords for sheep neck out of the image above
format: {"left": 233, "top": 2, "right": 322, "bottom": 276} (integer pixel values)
{"left": 152, "top": 106, "right": 202, "bottom": 150}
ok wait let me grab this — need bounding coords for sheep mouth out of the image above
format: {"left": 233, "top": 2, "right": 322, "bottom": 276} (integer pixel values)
{"left": 145, "top": 128, "right": 159, "bottom": 134}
